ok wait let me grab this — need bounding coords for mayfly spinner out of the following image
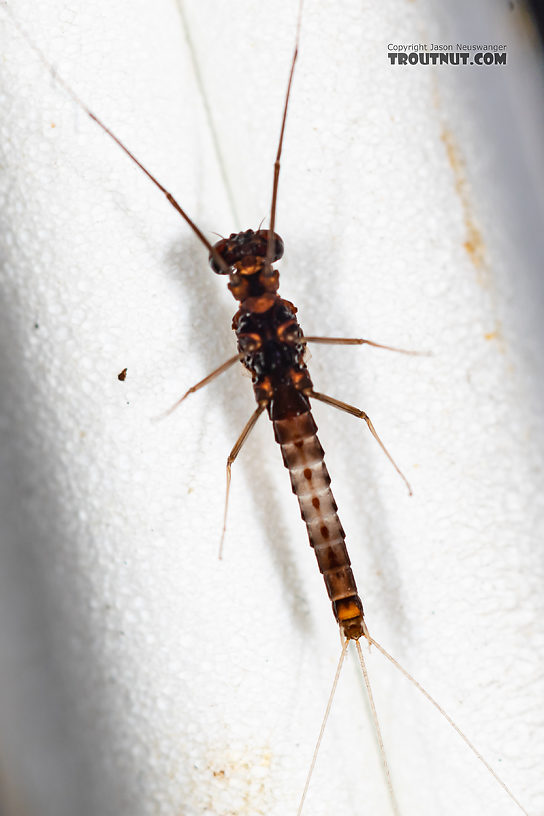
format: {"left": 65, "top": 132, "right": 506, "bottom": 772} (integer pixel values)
{"left": 2, "top": 2, "right": 537, "bottom": 815}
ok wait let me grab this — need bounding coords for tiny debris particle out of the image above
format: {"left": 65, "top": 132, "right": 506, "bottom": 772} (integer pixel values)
{"left": 118, "top": 367, "right": 127, "bottom": 381}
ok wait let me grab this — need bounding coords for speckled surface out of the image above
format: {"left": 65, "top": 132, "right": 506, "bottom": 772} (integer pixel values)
{"left": 0, "top": 1, "right": 543, "bottom": 814}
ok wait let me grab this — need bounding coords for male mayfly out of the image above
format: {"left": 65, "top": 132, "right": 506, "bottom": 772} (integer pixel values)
{"left": 0, "top": 1, "right": 540, "bottom": 816}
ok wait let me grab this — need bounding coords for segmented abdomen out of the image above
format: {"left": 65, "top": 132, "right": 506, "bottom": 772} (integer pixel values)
{"left": 273, "top": 408, "right": 365, "bottom": 639}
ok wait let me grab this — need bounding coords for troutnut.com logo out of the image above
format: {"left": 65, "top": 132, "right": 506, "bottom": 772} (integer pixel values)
{"left": 387, "top": 43, "right": 508, "bottom": 66}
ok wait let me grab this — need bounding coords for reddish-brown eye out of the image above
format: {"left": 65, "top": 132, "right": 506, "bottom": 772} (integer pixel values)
{"left": 256, "top": 229, "right": 284, "bottom": 262}
{"left": 209, "top": 239, "right": 231, "bottom": 275}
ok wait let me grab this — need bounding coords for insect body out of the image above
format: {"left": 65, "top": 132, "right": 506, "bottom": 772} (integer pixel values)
{"left": 2, "top": 3, "right": 540, "bottom": 814}
{"left": 211, "top": 227, "right": 365, "bottom": 638}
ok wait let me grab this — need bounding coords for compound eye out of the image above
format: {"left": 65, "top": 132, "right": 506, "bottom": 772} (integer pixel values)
{"left": 256, "top": 230, "right": 284, "bottom": 262}
{"left": 209, "top": 239, "right": 231, "bottom": 274}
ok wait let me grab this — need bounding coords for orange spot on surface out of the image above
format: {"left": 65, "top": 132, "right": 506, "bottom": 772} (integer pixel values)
{"left": 483, "top": 323, "right": 504, "bottom": 350}
{"left": 303, "top": 468, "right": 312, "bottom": 481}
{"left": 312, "top": 496, "right": 320, "bottom": 509}
{"left": 203, "top": 745, "right": 272, "bottom": 812}
{"left": 441, "top": 127, "right": 488, "bottom": 282}
{"left": 320, "top": 525, "right": 330, "bottom": 539}
{"left": 463, "top": 225, "right": 486, "bottom": 270}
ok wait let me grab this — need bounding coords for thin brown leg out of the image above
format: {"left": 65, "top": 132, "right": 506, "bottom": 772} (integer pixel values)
{"left": 307, "top": 390, "right": 412, "bottom": 496}
{"left": 303, "top": 336, "right": 429, "bottom": 356}
{"left": 219, "top": 404, "right": 266, "bottom": 559}
{"left": 156, "top": 353, "right": 243, "bottom": 420}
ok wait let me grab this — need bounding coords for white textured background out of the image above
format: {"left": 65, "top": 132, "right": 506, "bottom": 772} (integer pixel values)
{"left": 0, "top": 1, "right": 543, "bottom": 815}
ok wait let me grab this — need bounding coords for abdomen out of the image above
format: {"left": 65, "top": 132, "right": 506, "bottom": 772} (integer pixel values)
{"left": 272, "top": 407, "right": 365, "bottom": 639}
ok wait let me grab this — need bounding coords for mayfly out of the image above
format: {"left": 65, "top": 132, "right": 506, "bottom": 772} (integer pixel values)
{"left": 0, "top": 1, "right": 541, "bottom": 815}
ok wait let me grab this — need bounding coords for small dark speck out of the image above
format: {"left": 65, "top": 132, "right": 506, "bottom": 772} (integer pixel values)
{"left": 34, "top": 323, "right": 39, "bottom": 329}
{"left": 118, "top": 368, "right": 127, "bottom": 381}
{"left": 509, "top": 0, "right": 514, "bottom": 8}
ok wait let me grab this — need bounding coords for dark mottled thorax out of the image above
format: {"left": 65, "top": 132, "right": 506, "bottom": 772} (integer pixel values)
{"left": 209, "top": 229, "right": 313, "bottom": 418}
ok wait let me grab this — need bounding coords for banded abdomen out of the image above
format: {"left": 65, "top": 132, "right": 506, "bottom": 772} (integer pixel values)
{"left": 272, "top": 400, "right": 365, "bottom": 640}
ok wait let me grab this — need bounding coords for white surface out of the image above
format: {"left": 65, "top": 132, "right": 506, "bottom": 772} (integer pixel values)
{"left": 0, "top": 1, "right": 543, "bottom": 815}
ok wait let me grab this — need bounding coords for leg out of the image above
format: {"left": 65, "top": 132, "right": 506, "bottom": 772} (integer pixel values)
{"left": 219, "top": 404, "right": 266, "bottom": 559}
{"left": 156, "top": 353, "right": 243, "bottom": 420}
{"left": 302, "top": 336, "right": 429, "bottom": 355}
{"left": 307, "top": 390, "right": 412, "bottom": 495}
